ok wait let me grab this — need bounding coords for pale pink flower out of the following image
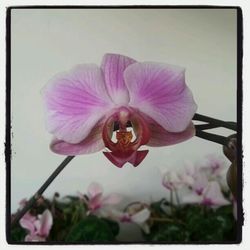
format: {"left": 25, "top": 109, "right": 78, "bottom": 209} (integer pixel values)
{"left": 110, "top": 206, "right": 151, "bottom": 233}
{"left": 20, "top": 209, "right": 53, "bottom": 242}
{"left": 43, "top": 53, "right": 197, "bottom": 168}
{"left": 201, "top": 155, "right": 227, "bottom": 178}
{"left": 78, "top": 182, "right": 122, "bottom": 215}
{"left": 182, "top": 181, "right": 230, "bottom": 207}
{"left": 191, "top": 172, "right": 209, "bottom": 195}
{"left": 162, "top": 170, "right": 183, "bottom": 191}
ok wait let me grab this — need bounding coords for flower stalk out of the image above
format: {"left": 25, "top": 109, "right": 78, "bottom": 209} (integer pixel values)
{"left": 11, "top": 156, "right": 75, "bottom": 228}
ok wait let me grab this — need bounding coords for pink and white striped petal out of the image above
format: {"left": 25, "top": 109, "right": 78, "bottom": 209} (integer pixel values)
{"left": 101, "top": 53, "right": 136, "bottom": 105}
{"left": 124, "top": 62, "right": 197, "bottom": 132}
{"left": 50, "top": 120, "right": 105, "bottom": 155}
{"left": 145, "top": 118, "right": 195, "bottom": 147}
{"left": 43, "top": 64, "right": 114, "bottom": 144}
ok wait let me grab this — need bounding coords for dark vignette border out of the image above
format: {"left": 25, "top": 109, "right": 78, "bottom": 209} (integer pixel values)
{"left": 5, "top": 5, "right": 243, "bottom": 245}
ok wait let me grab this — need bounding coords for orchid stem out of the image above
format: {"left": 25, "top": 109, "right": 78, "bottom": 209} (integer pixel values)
{"left": 193, "top": 113, "right": 237, "bottom": 131}
{"left": 195, "top": 130, "right": 230, "bottom": 147}
{"left": 11, "top": 156, "right": 75, "bottom": 228}
{"left": 193, "top": 113, "right": 237, "bottom": 146}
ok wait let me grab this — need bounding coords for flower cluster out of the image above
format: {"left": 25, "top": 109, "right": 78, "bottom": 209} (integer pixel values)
{"left": 162, "top": 155, "right": 231, "bottom": 207}
{"left": 13, "top": 155, "right": 236, "bottom": 243}
{"left": 19, "top": 209, "right": 53, "bottom": 242}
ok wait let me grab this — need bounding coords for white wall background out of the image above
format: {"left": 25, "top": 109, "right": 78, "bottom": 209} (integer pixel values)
{"left": 11, "top": 8, "right": 237, "bottom": 214}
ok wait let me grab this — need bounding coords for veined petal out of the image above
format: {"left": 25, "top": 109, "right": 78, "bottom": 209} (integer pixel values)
{"left": 101, "top": 53, "right": 136, "bottom": 105}
{"left": 50, "top": 120, "right": 105, "bottom": 155}
{"left": 43, "top": 64, "right": 114, "bottom": 144}
{"left": 145, "top": 117, "right": 195, "bottom": 147}
{"left": 124, "top": 62, "right": 197, "bottom": 132}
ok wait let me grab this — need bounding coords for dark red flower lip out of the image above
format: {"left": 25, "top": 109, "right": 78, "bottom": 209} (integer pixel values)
{"left": 102, "top": 107, "right": 151, "bottom": 168}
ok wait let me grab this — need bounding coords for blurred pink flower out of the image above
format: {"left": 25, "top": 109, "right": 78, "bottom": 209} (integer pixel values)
{"left": 110, "top": 206, "right": 151, "bottom": 233}
{"left": 192, "top": 172, "right": 209, "bottom": 195}
{"left": 201, "top": 155, "right": 227, "bottom": 178}
{"left": 162, "top": 170, "right": 183, "bottom": 191}
{"left": 43, "top": 53, "right": 197, "bottom": 168}
{"left": 78, "top": 182, "right": 122, "bottom": 215}
{"left": 182, "top": 181, "right": 230, "bottom": 207}
{"left": 20, "top": 209, "right": 53, "bottom": 242}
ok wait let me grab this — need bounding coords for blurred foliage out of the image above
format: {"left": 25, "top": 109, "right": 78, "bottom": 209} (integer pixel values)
{"left": 10, "top": 194, "right": 237, "bottom": 243}
{"left": 144, "top": 200, "right": 237, "bottom": 242}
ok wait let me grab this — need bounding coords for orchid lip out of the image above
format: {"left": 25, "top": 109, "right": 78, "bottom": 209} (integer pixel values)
{"left": 102, "top": 107, "right": 150, "bottom": 168}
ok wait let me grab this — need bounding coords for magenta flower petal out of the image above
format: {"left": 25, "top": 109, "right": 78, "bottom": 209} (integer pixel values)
{"left": 43, "top": 64, "right": 114, "bottom": 144}
{"left": 124, "top": 62, "right": 197, "bottom": 132}
{"left": 50, "top": 120, "right": 105, "bottom": 155}
{"left": 88, "top": 193, "right": 103, "bottom": 211}
{"left": 146, "top": 118, "right": 195, "bottom": 147}
{"left": 101, "top": 53, "right": 136, "bottom": 104}
{"left": 88, "top": 182, "right": 103, "bottom": 198}
{"left": 38, "top": 209, "right": 53, "bottom": 237}
{"left": 19, "top": 214, "right": 36, "bottom": 235}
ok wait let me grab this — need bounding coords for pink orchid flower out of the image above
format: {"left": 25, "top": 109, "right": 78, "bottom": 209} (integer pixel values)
{"left": 43, "top": 53, "right": 197, "bottom": 168}
{"left": 19, "top": 209, "right": 53, "bottom": 242}
{"left": 78, "top": 182, "right": 122, "bottom": 214}
{"left": 182, "top": 181, "right": 230, "bottom": 207}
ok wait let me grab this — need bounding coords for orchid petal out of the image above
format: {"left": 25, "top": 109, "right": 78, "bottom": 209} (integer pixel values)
{"left": 146, "top": 118, "right": 195, "bottom": 147}
{"left": 102, "top": 193, "right": 122, "bottom": 205}
{"left": 38, "top": 210, "right": 53, "bottom": 237}
{"left": 124, "top": 62, "right": 197, "bottom": 132}
{"left": 50, "top": 120, "right": 105, "bottom": 155}
{"left": 101, "top": 53, "right": 136, "bottom": 104}
{"left": 103, "top": 150, "right": 148, "bottom": 168}
{"left": 43, "top": 64, "right": 114, "bottom": 144}
{"left": 131, "top": 208, "right": 150, "bottom": 224}
{"left": 88, "top": 182, "right": 103, "bottom": 198}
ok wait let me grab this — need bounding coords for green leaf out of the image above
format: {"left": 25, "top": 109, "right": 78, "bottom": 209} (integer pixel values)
{"left": 66, "top": 215, "right": 116, "bottom": 242}
{"left": 101, "top": 218, "right": 120, "bottom": 237}
{"left": 10, "top": 227, "right": 26, "bottom": 242}
{"left": 145, "top": 223, "right": 189, "bottom": 242}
